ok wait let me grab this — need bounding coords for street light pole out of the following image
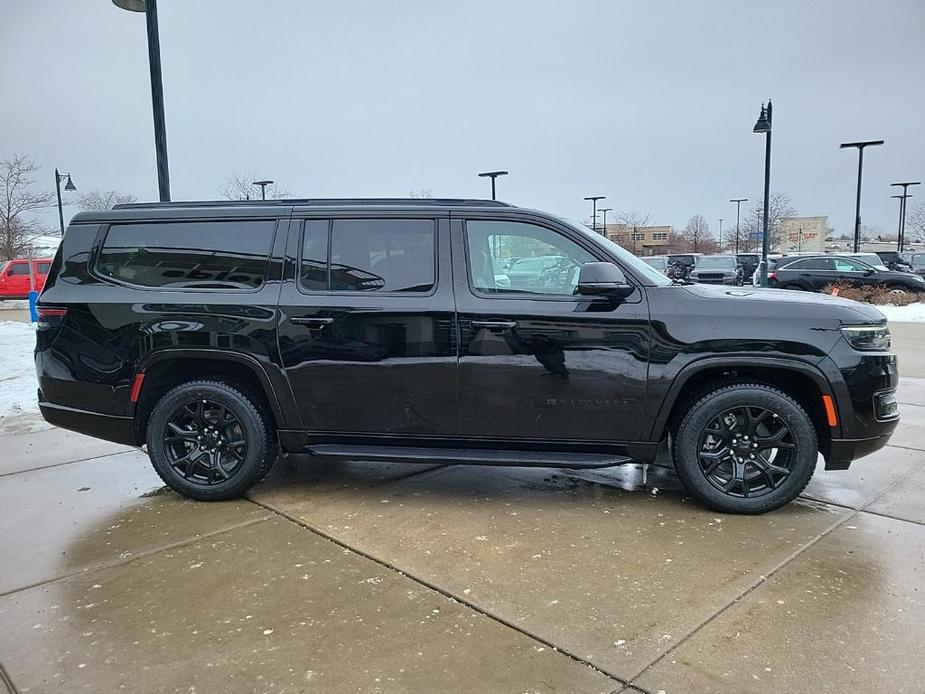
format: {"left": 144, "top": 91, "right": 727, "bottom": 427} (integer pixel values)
{"left": 730, "top": 198, "right": 747, "bottom": 255}
{"left": 477, "top": 170, "right": 508, "bottom": 200}
{"left": 839, "top": 140, "right": 884, "bottom": 253}
{"left": 890, "top": 181, "right": 921, "bottom": 251}
{"left": 113, "top": 0, "right": 171, "bottom": 202}
{"left": 599, "top": 208, "right": 612, "bottom": 239}
{"left": 752, "top": 100, "right": 773, "bottom": 287}
{"left": 54, "top": 169, "right": 77, "bottom": 235}
{"left": 252, "top": 180, "right": 274, "bottom": 200}
{"left": 718, "top": 218, "right": 723, "bottom": 248}
{"left": 584, "top": 196, "right": 605, "bottom": 234}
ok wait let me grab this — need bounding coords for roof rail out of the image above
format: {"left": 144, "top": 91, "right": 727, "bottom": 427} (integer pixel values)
{"left": 113, "top": 198, "right": 514, "bottom": 210}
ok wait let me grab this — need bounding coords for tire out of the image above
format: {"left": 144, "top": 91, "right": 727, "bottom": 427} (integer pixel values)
{"left": 672, "top": 383, "right": 817, "bottom": 514}
{"left": 146, "top": 379, "right": 277, "bottom": 501}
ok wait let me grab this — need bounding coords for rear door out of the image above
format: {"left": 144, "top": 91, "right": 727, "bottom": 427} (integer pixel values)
{"left": 783, "top": 257, "right": 834, "bottom": 289}
{"left": 278, "top": 211, "right": 457, "bottom": 436}
{"left": 452, "top": 213, "right": 650, "bottom": 443}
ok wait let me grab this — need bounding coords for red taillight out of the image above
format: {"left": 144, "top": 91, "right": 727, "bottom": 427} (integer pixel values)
{"left": 768, "top": 272, "right": 777, "bottom": 281}
{"left": 36, "top": 306, "right": 67, "bottom": 330}
{"left": 129, "top": 372, "right": 145, "bottom": 403}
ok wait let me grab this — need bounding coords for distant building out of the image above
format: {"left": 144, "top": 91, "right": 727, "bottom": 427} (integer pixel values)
{"left": 780, "top": 216, "right": 827, "bottom": 253}
{"left": 602, "top": 224, "right": 672, "bottom": 255}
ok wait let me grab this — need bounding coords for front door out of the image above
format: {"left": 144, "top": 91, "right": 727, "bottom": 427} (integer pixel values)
{"left": 832, "top": 256, "right": 876, "bottom": 287}
{"left": 278, "top": 213, "right": 457, "bottom": 437}
{"left": 452, "top": 215, "right": 650, "bottom": 443}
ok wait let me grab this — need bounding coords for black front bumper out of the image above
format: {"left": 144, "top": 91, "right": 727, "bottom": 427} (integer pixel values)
{"left": 826, "top": 430, "right": 897, "bottom": 469}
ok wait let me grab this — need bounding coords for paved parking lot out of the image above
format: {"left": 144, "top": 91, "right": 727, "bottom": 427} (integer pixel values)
{"left": 0, "top": 381, "right": 923, "bottom": 693}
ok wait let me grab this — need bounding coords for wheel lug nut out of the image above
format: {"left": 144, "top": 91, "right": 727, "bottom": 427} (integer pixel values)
{"left": 748, "top": 454, "right": 755, "bottom": 459}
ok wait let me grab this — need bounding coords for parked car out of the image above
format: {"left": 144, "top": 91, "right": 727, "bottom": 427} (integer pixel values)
{"left": 769, "top": 255, "right": 925, "bottom": 292}
{"left": 666, "top": 253, "right": 701, "bottom": 279}
{"left": 875, "top": 251, "right": 912, "bottom": 273}
{"left": 735, "top": 253, "right": 761, "bottom": 281}
{"left": 641, "top": 255, "right": 669, "bottom": 274}
{"left": 751, "top": 255, "right": 784, "bottom": 286}
{"left": 36, "top": 198, "right": 898, "bottom": 515}
{"left": 688, "top": 255, "right": 742, "bottom": 286}
{"left": 0, "top": 258, "right": 54, "bottom": 300}
{"left": 899, "top": 251, "right": 925, "bottom": 278}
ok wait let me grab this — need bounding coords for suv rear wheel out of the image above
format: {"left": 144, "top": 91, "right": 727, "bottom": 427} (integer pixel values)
{"left": 672, "top": 383, "right": 817, "bottom": 514}
{"left": 146, "top": 380, "right": 276, "bottom": 501}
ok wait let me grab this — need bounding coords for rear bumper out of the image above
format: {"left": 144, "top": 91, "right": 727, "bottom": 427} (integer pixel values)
{"left": 39, "top": 400, "right": 138, "bottom": 446}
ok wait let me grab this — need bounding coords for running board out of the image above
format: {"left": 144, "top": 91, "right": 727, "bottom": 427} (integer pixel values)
{"left": 306, "top": 444, "right": 632, "bottom": 469}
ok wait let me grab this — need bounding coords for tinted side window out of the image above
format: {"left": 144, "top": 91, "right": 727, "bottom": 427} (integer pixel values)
{"left": 97, "top": 221, "right": 275, "bottom": 289}
{"left": 787, "top": 257, "right": 832, "bottom": 270}
{"left": 8, "top": 263, "right": 30, "bottom": 276}
{"left": 300, "top": 220, "right": 329, "bottom": 290}
{"left": 329, "top": 219, "right": 435, "bottom": 292}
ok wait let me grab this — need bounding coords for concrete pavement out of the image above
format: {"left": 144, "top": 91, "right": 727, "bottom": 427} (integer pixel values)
{"left": 0, "top": 389, "right": 923, "bottom": 691}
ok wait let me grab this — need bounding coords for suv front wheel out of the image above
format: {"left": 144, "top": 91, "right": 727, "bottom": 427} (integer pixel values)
{"left": 146, "top": 380, "right": 276, "bottom": 501}
{"left": 673, "top": 383, "right": 817, "bottom": 514}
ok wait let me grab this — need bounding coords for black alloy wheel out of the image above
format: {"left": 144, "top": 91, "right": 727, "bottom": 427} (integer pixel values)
{"left": 163, "top": 398, "right": 248, "bottom": 486}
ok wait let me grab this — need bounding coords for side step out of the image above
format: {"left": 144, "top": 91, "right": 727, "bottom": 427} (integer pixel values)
{"left": 306, "top": 444, "right": 632, "bottom": 469}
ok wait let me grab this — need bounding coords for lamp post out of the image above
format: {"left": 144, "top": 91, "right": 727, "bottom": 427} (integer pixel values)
{"left": 599, "top": 207, "right": 612, "bottom": 239}
{"left": 718, "top": 218, "right": 723, "bottom": 249}
{"left": 113, "top": 0, "right": 171, "bottom": 202}
{"left": 891, "top": 181, "right": 921, "bottom": 251}
{"left": 252, "top": 180, "right": 274, "bottom": 200}
{"left": 54, "top": 169, "right": 77, "bottom": 235}
{"left": 839, "top": 139, "right": 884, "bottom": 253}
{"left": 752, "top": 100, "right": 773, "bottom": 287}
{"left": 477, "top": 170, "right": 508, "bottom": 200}
{"left": 730, "top": 197, "right": 747, "bottom": 254}
{"left": 584, "top": 196, "right": 605, "bottom": 233}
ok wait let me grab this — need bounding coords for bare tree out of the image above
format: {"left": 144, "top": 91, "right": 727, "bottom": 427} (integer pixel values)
{"left": 409, "top": 188, "right": 433, "bottom": 199}
{"left": 906, "top": 202, "right": 925, "bottom": 245}
{"left": 615, "top": 211, "right": 654, "bottom": 228}
{"left": 682, "top": 215, "right": 713, "bottom": 253}
{"left": 76, "top": 189, "right": 138, "bottom": 211}
{"left": 0, "top": 154, "right": 54, "bottom": 260}
{"left": 220, "top": 173, "right": 291, "bottom": 201}
{"left": 742, "top": 192, "right": 798, "bottom": 251}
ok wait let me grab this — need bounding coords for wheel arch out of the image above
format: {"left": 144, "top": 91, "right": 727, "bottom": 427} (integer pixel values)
{"left": 652, "top": 357, "right": 839, "bottom": 460}
{"left": 132, "top": 350, "right": 289, "bottom": 445}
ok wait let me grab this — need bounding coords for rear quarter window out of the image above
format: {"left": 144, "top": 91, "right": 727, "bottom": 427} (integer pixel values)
{"left": 96, "top": 220, "right": 276, "bottom": 290}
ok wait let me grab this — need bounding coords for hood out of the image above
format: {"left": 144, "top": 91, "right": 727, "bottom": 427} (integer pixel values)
{"left": 680, "top": 283, "right": 886, "bottom": 324}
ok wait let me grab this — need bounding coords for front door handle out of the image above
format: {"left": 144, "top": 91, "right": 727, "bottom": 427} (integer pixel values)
{"left": 469, "top": 320, "right": 518, "bottom": 331}
{"left": 290, "top": 317, "right": 334, "bottom": 331}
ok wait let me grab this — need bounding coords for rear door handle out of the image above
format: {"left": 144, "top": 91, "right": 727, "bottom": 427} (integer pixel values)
{"left": 290, "top": 317, "right": 334, "bottom": 331}
{"left": 469, "top": 320, "right": 518, "bottom": 331}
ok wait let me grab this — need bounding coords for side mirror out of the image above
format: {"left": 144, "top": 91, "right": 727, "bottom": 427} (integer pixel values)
{"left": 863, "top": 268, "right": 874, "bottom": 276}
{"left": 577, "top": 262, "right": 634, "bottom": 299}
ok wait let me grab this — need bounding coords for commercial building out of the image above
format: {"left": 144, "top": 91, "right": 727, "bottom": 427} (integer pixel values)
{"left": 602, "top": 224, "right": 672, "bottom": 255}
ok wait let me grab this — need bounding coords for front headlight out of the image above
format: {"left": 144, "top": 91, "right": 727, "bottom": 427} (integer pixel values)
{"left": 841, "top": 324, "right": 891, "bottom": 352}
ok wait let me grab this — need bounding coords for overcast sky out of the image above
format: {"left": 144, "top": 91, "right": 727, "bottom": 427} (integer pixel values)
{"left": 2, "top": 0, "right": 923, "bottom": 236}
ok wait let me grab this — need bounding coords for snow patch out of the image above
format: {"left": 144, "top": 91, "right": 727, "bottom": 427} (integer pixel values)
{"left": 0, "top": 321, "right": 40, "bottom": 431}
{"left": 878, "top": 303, "right": 925, "bottom": 323}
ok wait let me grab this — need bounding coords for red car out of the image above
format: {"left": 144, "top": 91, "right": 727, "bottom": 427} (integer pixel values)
{"left": 0, "top": 258, "right": 54, "bottom": 300}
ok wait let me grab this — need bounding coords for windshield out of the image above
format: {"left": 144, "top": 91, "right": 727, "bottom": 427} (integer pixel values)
{"left": 697, "top": 256, "right": 736, "bottom": 270}
{"left": 561, "top": 218, "right": 672, "bottom": 286}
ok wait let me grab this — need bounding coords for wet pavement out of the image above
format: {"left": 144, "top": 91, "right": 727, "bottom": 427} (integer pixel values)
{"left": 0, "top": 385, "right": 923, "bottom": 692}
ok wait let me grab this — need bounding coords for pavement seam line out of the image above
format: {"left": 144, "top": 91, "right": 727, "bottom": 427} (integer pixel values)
{"left": 246, "top": 496, "right": 631, "bottom": 688}
{"left": 0, "top": 448, "right": 137, "bottom": 478}
{"left": 626, "top": 504, "right": 857, "bottom": 687}
{"left": 0, "top": 515, "right": 271, "bottom": 599}
{"left": 0, "top": 661, "right": 18, "bottom": 694}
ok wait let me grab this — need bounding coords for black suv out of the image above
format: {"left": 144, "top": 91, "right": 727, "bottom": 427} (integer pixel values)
{"left": 770, "top": 255, "right": 925, "bottom": 292}
{"left": 35, "top": 199, "right": 899, "bottom": 514}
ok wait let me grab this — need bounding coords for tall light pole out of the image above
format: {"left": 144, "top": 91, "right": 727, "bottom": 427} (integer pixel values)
{"left": 477, "top": 170, "right": 508, "bottom": 200}
{"left": 839, "top": 139, "right": 884, "bottom": 253}
{"left": 730, "top": 197, "right": 747, "bottom": 254}
{"left": 752, "top": 100, "right": 773, "bottom": 287}
{"left": 252, "top": 179, "right": 274, "bottom": 200}
{"left": 113, "top": 0, "right": 171, "bottom": 202}
{"left": 891, "top": 181, "right": 921, "bottom": 251}
{"left": 718, "top": 218, "right": 723, "bottom": 248}
{"left": 584, "top": 196, "right": 605, "bottom": 233}
{"left": 599, "top": 207, "right": 612, "bottom": 239}
{"left": 54, "top": 169, "right": 77, "bottom": 235}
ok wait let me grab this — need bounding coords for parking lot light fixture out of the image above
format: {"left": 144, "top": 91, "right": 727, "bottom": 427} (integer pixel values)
{"left": 113, "top": 0, "right": 171, "bottom": 202}
{"left": 252, "top": 180, "right": 274, "bottom": 200}
{"left": 599, "top": 208, "right": 612, "bottom": 239}
{"left": 477, "top": 171, "right": 508, "bottom": 200}
{"left": 584, "top": 196, "right": 605, "bottom": 233}
{"left": 730, "top": 198, "right": 747, "bottom": 255}
{"left": 54, "top": 169, "right": 77, "bottom": 235}
{"left": 839, "top": 140, "right": 884, "bottom": 253}
{"left": 891, "top": 181, "right": 921, "bottom": 251}
{"left": 753, "top": 100, "right": 772, "bottom": 287}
